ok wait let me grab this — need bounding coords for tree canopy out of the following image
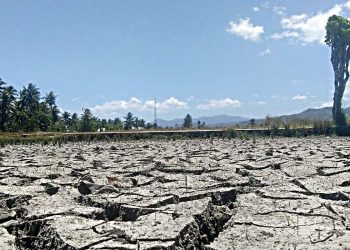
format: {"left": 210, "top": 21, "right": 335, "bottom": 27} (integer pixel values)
{"left": 325, "top": 15, "right": 350, "bottom": 47}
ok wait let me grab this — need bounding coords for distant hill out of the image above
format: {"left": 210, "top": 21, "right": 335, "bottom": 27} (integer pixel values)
{"left": 240, "top": 107, "right": 350, "bottom": 125}
{"left": 157, "top": 107, "right": 350, "bottom": 128}
{"left": 276, "top": 107, "right": 350, "bottom": 122}
{"left": 157, "top": 115, "right": 250, "bottom": 128}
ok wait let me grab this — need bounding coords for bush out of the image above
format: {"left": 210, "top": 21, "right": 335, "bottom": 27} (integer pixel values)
{"left": 313, "top": 120, "right": 335, "bottom": 135}
{"left": 224, "top": 129, "right": 238, "bottom": 139}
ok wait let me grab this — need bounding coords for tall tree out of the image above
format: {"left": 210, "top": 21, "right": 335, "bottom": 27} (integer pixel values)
{"left": 325, "top": 15, "right": 350, "bottom": 126}
{"left": 19, "top": 83, "right": 40, "bottom": 115}
{"left": 0, "top": 86, "right": 17, "bottom": 130}
{"left": 123, "top": 112, "right": 135, "bottom": 130}
{"left": 135, "top": 118, "right": 146, "bottom": 129}
{"left": 71, "top": 113, "right": 79, "bottom": 131}
{"left": 62, "top": 111, "right": 71, "bottom": 128}
{"left": 113, "top": 117, "right": 122, "bottom": 130}
{"left": 249, "top": 118, "right": 256, "bottom": 127}
{"left": 0, "top": 78, "right": 6, "bottom": 92}
{"left": 36, "top": 102, "right": 52, "bottom": 131}
{"left": 44, "top": 91, "right": 60, "bottom": 123}
{"left": 44, "top": 91, "right": 56, "bottom": 109}
{"left": 80, "top": 108, "right": 95, "bottom": 132}
{"left": 183, "top": 114, "right": 192, "bottom": 128}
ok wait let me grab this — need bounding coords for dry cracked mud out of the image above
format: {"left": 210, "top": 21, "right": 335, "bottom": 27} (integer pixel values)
{"left": 1, "top": 137, "right": 350, "bottom": 249}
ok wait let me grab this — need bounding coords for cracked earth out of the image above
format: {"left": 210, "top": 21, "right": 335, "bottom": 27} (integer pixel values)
{"left": 1, "top": 137, "right": 350, "bottom": 249}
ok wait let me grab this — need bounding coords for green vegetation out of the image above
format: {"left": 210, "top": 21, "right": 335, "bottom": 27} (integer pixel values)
{"left": 0, "top": 79, "right": 152, "bottom": 133}
{"left": 0, "top": 78, "right": 341, "bottom": 142}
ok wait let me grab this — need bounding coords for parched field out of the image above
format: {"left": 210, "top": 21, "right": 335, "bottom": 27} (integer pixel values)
{"left": 1, "top": 137, "right": 350, "bottom": 249}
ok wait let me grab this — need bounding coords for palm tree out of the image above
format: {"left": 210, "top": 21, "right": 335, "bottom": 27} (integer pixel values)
{"left": 51, "top": 105, "right": 60, "bottom": 123}
{"left": 135, "top": 118, "right": 146, "bottom": 129}
{"left": 62, "top": 111, "right": 71, "bottom": 128}
{"left": 123, "top": 112, "right": 135, "bottom": 130}
{"left": 19, "top": 83, "right": 40, "bottom": 115}
{"left": 71, "top": 112, "right": 79, "bottom": 131}
{"left": 44, "top": 91, "right": 59, "bottom": 123}
{"left": 0, "top": 86, "right": 17, "bottom": 130}
{"left": 44, "top": 91, "right": 56, "bottom": 109}
{"left": 0, "top": 78, "right": 7, "bottom": 92}
{"left": 81, "top": 108, "right": 95, "bottom": 132}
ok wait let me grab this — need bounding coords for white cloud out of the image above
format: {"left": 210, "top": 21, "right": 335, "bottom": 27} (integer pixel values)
{"left": 259, "top": 47, "right": 271, "bottom": 56}
{"left": 273, "top": 3, "right": 344, "bottom": 44}
{"left": 292, "top": 95, "right": 308, "bottom": 100}
{"left": 273, "top": 6, "right": 287, "bottom": 16}
{"left": 71, "top": 97, "right": 79, "bottom": 102}
{"left": 196, "top": 98, "right": 241, "bottom": 110}
{"left": 91, "top": 97, "right": 188, "bottom": 116}
{"left": 345, "top": 0, "right": 350, "bottom": 9}
{"left": 257, "top": 101, "right": 267, "bottom": 105}
{"left": 253, "top": 6, "right": 260, "bottom": 12}
{"left": 317, "top": 101, "right": 333, "bottom": 108}
{"left": 227, "top": 18, "right": 264, "bottom": 42}
{"left": 157, "top": 97, "right": 188, "bottom": 111}
{"left": 271, "top": 31, "right": 299, "bottom": 40}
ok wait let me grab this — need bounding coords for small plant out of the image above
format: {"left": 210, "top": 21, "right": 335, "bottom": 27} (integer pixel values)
{"left": 284, "top": 213, "right": 290, "bottom": 226}
{"left": 245, "top": 224, "right": 249, "bottom": 240}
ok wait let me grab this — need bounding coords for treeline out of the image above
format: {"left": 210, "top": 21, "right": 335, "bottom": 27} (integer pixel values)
{"left": 245, "top": 115, "right": 335, "bottom": 136}
{"left": 0, "top": 78, "right": 337, "bottom": 134}
{"left": 0, "top": 79, "right": 153, "bottom": 132}
{"left": 247, "top": 115, "right": 335, "bottom": 130}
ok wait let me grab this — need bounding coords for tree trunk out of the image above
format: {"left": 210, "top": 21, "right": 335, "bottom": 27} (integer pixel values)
{"left": 331, "top": 45, "right": 349, "bottom": 127}
{"left": 333, "top": 84, "right": 346, "bottom": 126}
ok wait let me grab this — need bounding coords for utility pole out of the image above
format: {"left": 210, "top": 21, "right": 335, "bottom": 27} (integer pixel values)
{"left": 154, "top": 98, "right": 157, "bottom": 129}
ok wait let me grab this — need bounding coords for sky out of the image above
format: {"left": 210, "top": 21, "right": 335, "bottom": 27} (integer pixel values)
{"left": 0, "top": 0, "right": 349, "bottom": 121}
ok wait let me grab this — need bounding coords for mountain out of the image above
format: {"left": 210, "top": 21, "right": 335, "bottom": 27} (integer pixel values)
{"left": 157, "top": 115, "right": 250, "bottom": 128}
{"left": 240, "top": 107, "right": 350, "bottom": 125}
{"left": 157, "top": 107, "right": 350, "bottom": 128}
{"left": 278, "top": 107, "right": 334, "bottom": 122}
{"left": 277, "top": 107, "right": 350, "bottom": 122}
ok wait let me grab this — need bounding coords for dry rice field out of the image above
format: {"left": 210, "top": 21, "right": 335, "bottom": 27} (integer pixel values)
{"left": 1, "top": 137, "right": 350, "bottom": 249}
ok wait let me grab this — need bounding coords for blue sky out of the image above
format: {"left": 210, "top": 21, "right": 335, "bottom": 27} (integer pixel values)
{"left": 0, "top": 0, "right": 349, "bottom": 121}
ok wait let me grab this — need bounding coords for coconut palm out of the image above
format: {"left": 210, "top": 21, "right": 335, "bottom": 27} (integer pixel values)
{"left": 0, "top": 86, "right": 17, "bottom": 130}
{"left": 44, "top": 91, "right": 60, "bottom": 123}
{"left": 44, "top": 91, "right": 57, "bottom": 109}
{"left": 135, "top": 118, "right": 146, "bottom": 128}
{"left": 81, "top": 108, "right": 95, "bottom": 132}
{"left": 0, "top": 78, "right": 6, "bottom": 92}
{"left": 62, "top": 111, "right": 71, "bottom": 127}
{"left": 19, "top": 83, "right": 40, "bottom": 115}
{"left": 123, "top": 112, "right": 135, "bottom": 130}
